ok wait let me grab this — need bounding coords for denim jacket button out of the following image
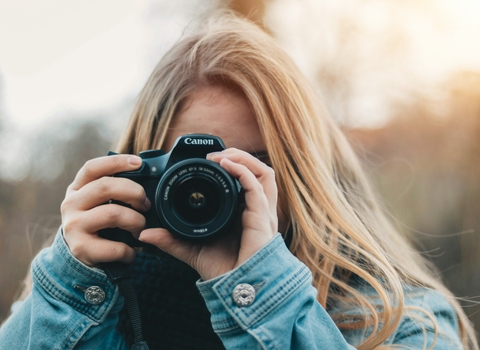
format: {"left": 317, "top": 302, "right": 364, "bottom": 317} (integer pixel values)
{"left": 233, "top": 283, "right": 256, "bottom": 307}
{"left": 84, "top": 286, "right": 106, "bottom": 305}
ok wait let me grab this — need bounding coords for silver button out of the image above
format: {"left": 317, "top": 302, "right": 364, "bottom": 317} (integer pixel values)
{"left": 84, "top": 286, "right": 106, "bottom": 305}
{"left": 233, "top": 283, "right": 256, "bottom": 307}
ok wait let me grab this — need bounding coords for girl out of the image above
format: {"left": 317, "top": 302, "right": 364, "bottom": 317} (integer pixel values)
{"left": 0, "top": 11, "right": 477, "bottom": 350}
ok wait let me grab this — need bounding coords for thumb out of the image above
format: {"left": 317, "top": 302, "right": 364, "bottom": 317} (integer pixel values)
{"left": 138, "top": 228, "right": 197, "bottom": 266}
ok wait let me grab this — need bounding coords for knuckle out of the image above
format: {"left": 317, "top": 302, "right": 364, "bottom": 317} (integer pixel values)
{"left": 94, "top": 177, "right": 111, "bottom": 194}
{"left": 62, "top": 230, "right": 85, "bottom": 255}
{"left": 265, "top": 166, "right": 275, "bottom": 177}
{"left": 66, "top": 183, "right": 74, "bottom": 193}
{"left": 254, "top": 182, "right": 264, "bottom": 192}
{"left": 60, "top": 197, "right": 70, "bottom": 215}
{"left": 112, "top": 155, "right": 126, "bottom": 167}
{"left": 134, "top": 211, "right": 146, "bottom": 225}
{"left": 128, "top": 213, "right": 146, "bottom": 233}
{"left": 62, "top": 215, "right": 82, "bottom": 236}
{"left": 103, "top": 205, "right": 120, "bottom": 223}
{"left": 111, "top": 155, "right": 130, "bottom": 173}
{"left": 62, "top": 220, "right": 74, "bottom": 235}
{"left": 109, "top": 244, "right": 123, "bottom": 258}
{"left": 132, "top": 183, "right": 146, "bottom": 201}
{"left": 82, "top": 159, "right": 96, "bottom": 177}
{"left": 69, "top": 244, "right": 85, "bottom": 260}
{"left": 111, "top": 244, "right": 129, "bottom": 261}
{"left": 138, "top": 214, "right": 147, "bottom": 228}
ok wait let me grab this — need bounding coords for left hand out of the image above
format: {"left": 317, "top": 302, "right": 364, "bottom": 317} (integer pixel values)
{"left": 138, "top": 148, "right": 278, "bottom": 280}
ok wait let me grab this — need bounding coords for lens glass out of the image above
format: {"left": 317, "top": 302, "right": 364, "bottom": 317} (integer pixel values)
{"left": 172, "top": 176, "right": 220, "bottom": 225}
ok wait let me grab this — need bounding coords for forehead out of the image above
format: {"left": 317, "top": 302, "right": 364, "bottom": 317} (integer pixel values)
{"left": 163, "top": 86, "right": 266, "bottom": 153}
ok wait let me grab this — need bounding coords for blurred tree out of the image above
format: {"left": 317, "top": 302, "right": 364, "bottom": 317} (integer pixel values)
{"left": 0, "top": 71, "right": 13, "bottom": 312}
{"left": 0, "top": 116, "right": 114, "bottom": 323}
{"left": 0, "top": 71, "right": 4, "bottom": 133}
{"left": 345, "top": 69, "right": 480, "bottom": 338}
{"left": 226, "top": 0, "right": 269, "bottom": 30}
{"left": 265, "top": 0, "right": 457, "bottom": 127}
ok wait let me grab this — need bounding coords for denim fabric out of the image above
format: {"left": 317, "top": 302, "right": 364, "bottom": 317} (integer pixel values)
{"left": 0, "top": 230, "right": 127, "bottom": 350}
{"left": 197, "top": 234, "right": 356, "bottom": 349}
{"left": 0, "top": 230, "right": 463, "bottom": 349}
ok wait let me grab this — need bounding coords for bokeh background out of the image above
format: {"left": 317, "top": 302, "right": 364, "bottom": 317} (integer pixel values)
{"left": 0, "top": 0, "right": 479, "bottom": 339}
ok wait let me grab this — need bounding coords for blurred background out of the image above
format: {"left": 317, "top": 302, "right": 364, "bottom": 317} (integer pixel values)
{"left": 0, "top": 0, "right": 479, "bottom": 339}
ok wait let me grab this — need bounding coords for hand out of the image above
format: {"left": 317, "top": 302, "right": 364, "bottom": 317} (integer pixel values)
{"left": 61, "top": 155, "right": 150, "bottom": 267}
{"left": 138, "top": 148, "right": 279, "bottom": 280}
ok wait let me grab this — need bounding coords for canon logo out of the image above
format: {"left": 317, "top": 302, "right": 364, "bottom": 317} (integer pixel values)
{"left": 184, "top": 138, "right": 214, "bottom": 145}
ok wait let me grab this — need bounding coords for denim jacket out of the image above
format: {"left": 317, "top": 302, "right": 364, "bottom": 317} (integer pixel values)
{"left": 0, "top": 230, "right": 463, "bottom": 349}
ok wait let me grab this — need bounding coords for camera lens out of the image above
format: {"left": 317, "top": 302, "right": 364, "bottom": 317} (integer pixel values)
{"left": 156, "top": 159, "right": 240, "bottom": 239}
{"left": 189, "top": 192, "right": 205, "bottom": 208}
{"left": 173, "top": 176, "right": 220, "bottom": 225}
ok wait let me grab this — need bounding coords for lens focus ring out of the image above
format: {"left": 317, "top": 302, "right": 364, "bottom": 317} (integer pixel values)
{"left": 155, "top": 159, "right": 239, "bottom": 239}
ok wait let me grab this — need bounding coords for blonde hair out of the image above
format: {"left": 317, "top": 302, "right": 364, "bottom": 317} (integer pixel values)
{"left": 116, "top": 11, "right": 477, "bottom": 349}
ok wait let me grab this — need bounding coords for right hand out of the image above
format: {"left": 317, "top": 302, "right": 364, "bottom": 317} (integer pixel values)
{"left": 61, "top": 155, "right": 150, "bottom": 267}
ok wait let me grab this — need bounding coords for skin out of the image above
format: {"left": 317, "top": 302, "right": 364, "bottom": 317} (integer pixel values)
{"left": 62, "top": 85, "right": 286, "bottom": 281}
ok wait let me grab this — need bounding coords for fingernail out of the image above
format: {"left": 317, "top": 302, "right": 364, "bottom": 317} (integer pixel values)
{"left": 144, "top": 197, "right": 151, "bottom": 210}
{"left": 207, "top": 152, "right": 222, "bottom": 160}
{"left": 220, "top": 157, "right": 233, "bottom": 165}
{"left": 128, "top": 156, "right": 142, "bottom": 166}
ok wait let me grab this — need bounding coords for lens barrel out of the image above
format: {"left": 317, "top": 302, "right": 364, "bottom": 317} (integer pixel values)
{"left": 155, "top": 159, "right": 239, "bottom": 239}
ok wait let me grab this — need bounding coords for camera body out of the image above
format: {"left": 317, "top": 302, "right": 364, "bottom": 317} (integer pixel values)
{"left": 99, "top": 134, "right": 243, "bottom": 247}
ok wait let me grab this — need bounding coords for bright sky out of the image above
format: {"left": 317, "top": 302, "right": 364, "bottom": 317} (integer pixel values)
{"left": 0, "top": 0, "right": 149, "bottom": 129}
{"left": 0, "top": 0, "right": 203, "bottom": 180}
{"left": 414, "top": 0, "right": 480, "bottom": 74}
{"left": 267, "top": 0, "right": 480, "bottom": 127}
{"left": 0, "top": 0, "right": 480, "bottom": 131}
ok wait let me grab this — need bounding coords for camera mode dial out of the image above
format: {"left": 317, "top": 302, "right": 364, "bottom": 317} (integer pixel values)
{"left": 139, "top": 150, "right": 165, "bottom": 159}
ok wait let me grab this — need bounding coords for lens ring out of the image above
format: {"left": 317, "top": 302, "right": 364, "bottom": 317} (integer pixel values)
{"left": 155, "top": 159, "right": 239, "bottom": 238}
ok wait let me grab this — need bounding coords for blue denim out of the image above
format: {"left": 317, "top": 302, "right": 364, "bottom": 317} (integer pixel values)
{"left": 0, "top": 230, "right": 463, "bottom": 349}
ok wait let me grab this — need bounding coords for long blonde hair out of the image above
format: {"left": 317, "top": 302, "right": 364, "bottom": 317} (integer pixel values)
{"left": 116, "top": 11, "right": 477, "bottom": 349}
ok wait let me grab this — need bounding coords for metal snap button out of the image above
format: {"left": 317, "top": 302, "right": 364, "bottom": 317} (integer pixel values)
{"left": 233, "top": 283, "right": 256, "bottom": 307}
{"left": 84, "top": 286, "right": 106, "bottom": 305}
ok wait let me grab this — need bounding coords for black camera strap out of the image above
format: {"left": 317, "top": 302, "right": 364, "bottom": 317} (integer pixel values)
{"left": 103, "top": 262, "right": 150, "bottom": 350}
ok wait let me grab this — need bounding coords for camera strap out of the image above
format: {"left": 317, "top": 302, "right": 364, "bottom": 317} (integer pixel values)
{"left": 103, "top": 262, "right": 150, "bottom": 350}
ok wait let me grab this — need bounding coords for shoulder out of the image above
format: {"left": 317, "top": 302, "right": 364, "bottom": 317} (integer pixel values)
{"left": 391, "top": 286, "right": 462, "bottom": 348}
{"left": 332, "top": 280, "right": 462, "bottom": 349}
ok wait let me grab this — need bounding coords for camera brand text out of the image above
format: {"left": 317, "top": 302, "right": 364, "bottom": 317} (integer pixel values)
{"left": 184, "top": 138, "right": 214, "bottom": 145}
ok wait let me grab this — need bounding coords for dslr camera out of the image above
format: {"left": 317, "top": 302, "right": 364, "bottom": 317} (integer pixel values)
{"left": 99, "top": 134, "right": 243, "bottom": 246}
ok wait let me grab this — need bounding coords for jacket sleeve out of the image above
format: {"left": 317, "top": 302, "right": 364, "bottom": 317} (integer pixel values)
{"left": 0, "top": 229, "right": 127, "bottom": 350}
{"left": 197, "top": 234, "right": 357, "bottom": 350}
{"left": 197, "top": 234, "right": 466, "bottom": 350}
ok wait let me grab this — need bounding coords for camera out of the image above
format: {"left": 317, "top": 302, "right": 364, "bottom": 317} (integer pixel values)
{"left": 99, "top": 134, "right": 243, "bottom": 246}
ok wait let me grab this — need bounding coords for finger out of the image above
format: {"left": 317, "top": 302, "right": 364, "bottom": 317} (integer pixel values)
{"left": 219, "top": 156, "right": 277, "bottom": 214}
{"left": 208, "top": 148, "right": 271, "bottom": 178}
{"left": 215, "top": 158, "right": 277, "bottom": 259}
{"left": 208, "top": 149, "right": 277, "bottom": 199}
{"left": 70, "top": 155, "right": 143, "bottom": 191}
{"left": 139, "top": 228, "right": 197, "bottom": 265}
{"left": 219, "top": 158, "right": 275, "bottom": 215}
{"left": 69, "top": 235, "right": 137, "bottom": 266}
{"left": 69, "top": 177, "right": 150, "bottom": 212}
{"left": 66, "top": 204, "right": 147, "bottom": 238}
